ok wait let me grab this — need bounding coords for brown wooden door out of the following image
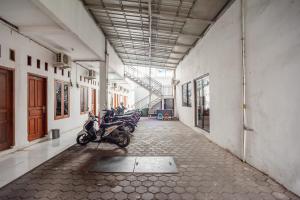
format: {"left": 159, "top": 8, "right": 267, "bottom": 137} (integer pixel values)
{"left": 0, "top": 68, "right": 13, "bottom": 151}
{"left": 91, "top": 89, "right": 96, "bottom": 115}
{"left": 28, "top": 75, "right": 47, "bottom": 141}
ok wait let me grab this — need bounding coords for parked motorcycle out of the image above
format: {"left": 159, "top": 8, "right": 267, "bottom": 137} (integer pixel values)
{"left": 76, "top": 112, "right": 130, "bottom": 148}
{"left": 103, "top": 109, "right": 140, "bottom": 133}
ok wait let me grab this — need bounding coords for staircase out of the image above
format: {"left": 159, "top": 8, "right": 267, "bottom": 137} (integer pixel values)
{"left": 125, "top": 66, "right": 173, "bottom": 114}
{"left": 125, "top": 66, "right": 162, "bottom": 97}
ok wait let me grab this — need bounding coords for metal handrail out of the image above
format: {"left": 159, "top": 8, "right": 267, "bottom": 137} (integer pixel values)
{"left": 125, "top": 66, "right": 162, "bottom": 89}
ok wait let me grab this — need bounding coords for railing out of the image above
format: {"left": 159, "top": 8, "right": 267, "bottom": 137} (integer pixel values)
{"left": 125, "top": 66, "right": 162, "bottom": 95}
{"left": 134, "top": 95, "right": 150, "bottom": 109}
{"left": 148, "top": 97, "right": 162, "bottom": 114}
{"left": 125, "top": 66, "right": 174, "bottom": 111}
{"left": 162, "top": 85, "right": 173, "bottom": 96}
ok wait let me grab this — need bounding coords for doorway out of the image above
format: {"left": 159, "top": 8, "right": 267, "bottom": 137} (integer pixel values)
{"left": 0, "top": 67, "right": 14, "bottom": 151}
{"left": 194, "top": 74, "right": 210, "bottom": 132}
{"left": 91, "top": 89, "right": 96, "bottom": 115}
{"left": 28, "top": 74, "right": 47, "bottom": 141}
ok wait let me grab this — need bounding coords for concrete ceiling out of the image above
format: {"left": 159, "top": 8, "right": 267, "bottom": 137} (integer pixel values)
{"left": 0, "top": 0, "right": 99, "bottom": 65}
{"left": 82, "top": 0, "right": 231, "bottom": 69}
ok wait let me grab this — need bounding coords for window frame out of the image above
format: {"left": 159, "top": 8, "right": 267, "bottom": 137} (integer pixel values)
{"left": 194, "top": 74, "right": 210, "bottom": 132}
{"left": 80, "top": 86, "right": 89, "bottom": 114}
{"left": 54, "top": 80, "right": 70, "bottom": 120}
{"left": 182, "top": 82, "right": 192, "bottom": 107}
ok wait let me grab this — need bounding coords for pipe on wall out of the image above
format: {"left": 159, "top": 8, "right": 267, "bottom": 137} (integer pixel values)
{"left": 241, "top": 0, "right": 251, "bottom": 162}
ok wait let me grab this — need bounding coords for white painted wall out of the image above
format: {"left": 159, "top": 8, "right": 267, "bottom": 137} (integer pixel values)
{"left": 176, "top": 0, "right": 243, "bottom": 156}
{"left": 107, "top": 42, "right": 124, "bottom": 78}
{"left": 245, "top": 0, "right": 300, "bottom": 195}
{"left": 175, "top": 0, "right": 300, "bottom": 196}
{"left": 33, "top": 0, "right": 106, "bottom": 60}
{"left": 0, "top": 22, "right": 99, "bottom": 148}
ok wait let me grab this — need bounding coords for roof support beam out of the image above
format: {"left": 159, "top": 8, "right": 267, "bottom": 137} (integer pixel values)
{"left": 124, "top": 64, "right": 176, "bottom": 70}
{"left": 122, "top": 58, "right": 178, "bottom": 65}
{"left": 87, "top": 4, "right": 214, "bottom": 24}
{"left": 118, "top": 52, "right": 180, "bottom": 61}
{"left": 109, "top": 37, "right": 193, "bottom": 48}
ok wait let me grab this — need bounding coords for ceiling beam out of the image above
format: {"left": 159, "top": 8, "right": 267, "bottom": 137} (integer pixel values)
{"left": 122, "top": 57, "right": 178, "bottom": 65}
{"left": 109, "top": 37, "right": 193, "bottom": 48}
{"left": 124, "top": 64, "right": 176, "bottom": 70}
{"left": 86, "top": 4, "right": 214, "bottom": 24}
{"left": 102, "top": 25, "right": 201, "bottom": 38}
{"left": 115, "top": 47, "right": 186, "bottom": 55}
{"left": 118, "top": 52, "right": 180, "bottom": 60}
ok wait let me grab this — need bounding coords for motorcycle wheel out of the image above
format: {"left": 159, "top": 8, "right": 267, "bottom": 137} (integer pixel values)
{"left": 128, "top": 124, "right": 135, "bottom": 133}
{"left": 124, "top": 124, "right": 135, "bottom": 133}
{"left": 116, "top": 132, "right": 130, "bottom": 148}
{"left": 76, "top": 133, "right": 90, "bottom": 145}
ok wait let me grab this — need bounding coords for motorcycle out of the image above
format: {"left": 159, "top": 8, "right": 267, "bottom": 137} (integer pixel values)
{"left": 76, "top": 112, "right": 130, "bottom": 148}
{"left": 103, "top": 109, "right": 138, "bottom": 133}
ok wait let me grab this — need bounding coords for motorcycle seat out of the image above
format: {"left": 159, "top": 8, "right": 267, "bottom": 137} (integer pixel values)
{"left": 101, "top": 121, "right": 123, "bottom": 128}
{"left": 115, "top": 115, "right": 131, "bottom": 119}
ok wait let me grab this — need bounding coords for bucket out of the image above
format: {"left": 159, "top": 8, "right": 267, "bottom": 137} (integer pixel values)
{"left": 52, "top": 129, "right": 60, "bottom": 139}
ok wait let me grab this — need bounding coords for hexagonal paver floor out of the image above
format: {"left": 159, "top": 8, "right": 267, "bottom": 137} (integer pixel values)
{"left": 0, "top": 118, "right": 299, "bottom": 200}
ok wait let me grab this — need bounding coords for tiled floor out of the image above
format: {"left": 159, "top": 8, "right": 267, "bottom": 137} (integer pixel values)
{"left": 0, "top": 127, "right": 80, "bottom": 188}
{"left": 0, "top": 119, "right": 299, "bottom": 200}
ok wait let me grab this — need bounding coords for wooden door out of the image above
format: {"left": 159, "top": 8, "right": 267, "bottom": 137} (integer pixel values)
{"left": 0, "top": 68, "right": 13, "bottom": 151}
{"left": 28, "top": 75, "right": 47, "bottom": 141}
{"left": 91, "top": 89, "right": 96, "bottom": 115}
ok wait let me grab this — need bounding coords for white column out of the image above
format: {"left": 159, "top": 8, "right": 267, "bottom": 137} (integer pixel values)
{"left": 99, "top": 60, "right": 107, "bottom": 116}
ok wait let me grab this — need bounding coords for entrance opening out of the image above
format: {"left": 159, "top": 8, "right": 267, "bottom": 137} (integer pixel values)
{"left": 28, "top": 74, "right": 47, "bottom": 141}
{"left": 194, "top": 74, "right": 210, "bottom": 132}
{"left": 0, "top": 67, "right": 13, "bottom": 151}
{"left": 91, "top": 88, "right": 96, "bottom": 115}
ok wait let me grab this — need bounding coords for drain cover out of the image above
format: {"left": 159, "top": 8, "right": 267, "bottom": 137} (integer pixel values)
{"left": 134, "top": 156, "right": 177, "bottom": 173}
{"left": 90, "top": 156, "right": 177, "bottom": 173}
{"left": 90, "top": 156, "right": 136, "bottom": 172}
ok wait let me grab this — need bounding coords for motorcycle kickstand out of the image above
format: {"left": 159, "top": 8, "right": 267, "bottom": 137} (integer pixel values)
{"left": 96, "top": 142, "right": 101, "bottom": 150}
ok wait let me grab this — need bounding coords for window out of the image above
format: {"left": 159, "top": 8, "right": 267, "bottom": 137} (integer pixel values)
{"left": 68, "top": 71, "right": 71, "bottom": 78}
{"left": 9, "top": 49, "right": 15, "bottom": 61}
{"left": 45, "top": 62, "right": 48, "bottom": 71}
{"left": 80, "top": 86, "right": 89, "bottom": 113}
{"left": 55, "top": 80, "right": 70, "bottom": 119}
{"left": 37, "top": 59, "right": 40, "bottom": 69}
{"left": 61, "top": 69, "right": 64, "bottom": 76}
{"left": 54, "top": 67, "right": 57, "bottom": 74}
{"left": 182, "top": 82, "right": 192, "bottom": 107}
{"left": 27, "top": 56, "right": 32, "bottom": 66}
{"left": 195, "top": 75, "right": 210, "bottom": 132}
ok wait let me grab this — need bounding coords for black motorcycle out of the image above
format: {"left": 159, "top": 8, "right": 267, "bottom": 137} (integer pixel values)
{"left": 103, "top": 109, "right": 137, "bottom": 133}
{"left": 76, "top": 112, "right": 130, "bottom": 148}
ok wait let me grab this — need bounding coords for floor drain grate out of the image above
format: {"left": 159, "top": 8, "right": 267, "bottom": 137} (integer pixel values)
{"left": 90, "top": 156, "right": 178, "bottom": 173}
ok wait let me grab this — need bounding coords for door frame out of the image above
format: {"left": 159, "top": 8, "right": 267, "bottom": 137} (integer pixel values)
{"left": 92, "top": 88, "right": 97, "bottom": 115}
{"left": 0, "top": 66, "right": 15, "bottom": 148}
{"left": 27, "top": 73, "right": 48, "bottom": 141}
{"left": 194, "top": 73, "right": 210, "bottom": 132}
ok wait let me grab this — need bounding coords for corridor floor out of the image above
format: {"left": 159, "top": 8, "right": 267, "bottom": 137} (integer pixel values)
{"left": 0, "top": 119, "right": 299, "bottom": 200}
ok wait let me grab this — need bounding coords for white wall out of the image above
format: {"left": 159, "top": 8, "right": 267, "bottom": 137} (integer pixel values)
{"left": 245, "top": 0, "right": 300, "bottom": 195}
{"left": 176, "top": 0, "right": 243, "bottom": 156}
{"left": 175, "top": 0, "right": 300, "bottom": 196}
{"left": 0, "top": 22, "right": 99, "bottom": 148}
{"left": 107, "top": 42, "right": 124, "bottom": 78}
{"left": 33, "top": 0, "right": 106, "bottom": 60}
